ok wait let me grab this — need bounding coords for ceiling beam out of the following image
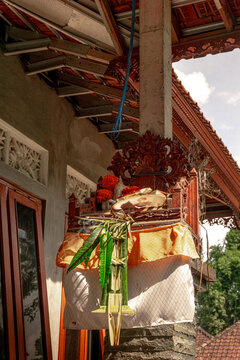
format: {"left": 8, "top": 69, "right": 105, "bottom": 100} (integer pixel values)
{"left": 99, "top": 127, "right": 138, "bottom": 135}
{"left": 4, "top": 38, "right": 50, "bottom": 56}
{"left": 76, "top": 104, "right": 113, "bottom": 118}
{"left": 112, "top": 103, "right": 139, "bottom": 120}
{"left": 26, "top": 56, "right": 66, "bottom": 75}
{"left": 171, "top": 0, "right": 205, "bottom": 7}
{"left": 99, "top": 121, "right": 138, "bottom": 134}
{"left": 115, "top": 9, "right": 140, "bottom": 21}
{"left": 171, "top": 10, "right": 181, "bottom": 44}
{"left": 214, "top": 0, "right": 235, "bottom": 32}
{"left": 75, "top": 103, "right": 139, "bottom": 119}
{"left": 65, "top": 57, "right": 108, "bottom": 76}
{"left": 4, "top": 35, "right": 115, "bottom": 64}
{"left": 50, "top": 38, "right": 115, "bottom": 64}
{"left": 57, "top": 72, "right": 138, "bottom": 104}
{"left": 25, "top": 55, "right": 108, "bottom": 77}
{"left": 7, "top": 26, "right": 45, "bottom": 41}
{"left": 49, "top": 38, "right": 89, "bottom": 57}
{"left": 57, "top": 85, "right": 93, "bottom": 97}
{"left": 95, "top": 0, "right": 127, "bottom": 55}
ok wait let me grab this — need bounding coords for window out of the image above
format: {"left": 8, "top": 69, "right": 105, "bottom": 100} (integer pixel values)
{"left": 0, "top": 180, "right": 52, "bottom": 359}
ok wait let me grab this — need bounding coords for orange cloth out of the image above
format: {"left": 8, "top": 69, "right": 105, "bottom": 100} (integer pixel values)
{"left": 56, "top": 223, "right": 199, "bottom": 270}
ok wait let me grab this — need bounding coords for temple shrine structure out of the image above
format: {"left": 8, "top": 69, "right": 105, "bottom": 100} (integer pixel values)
{"left": 0, "top": 0, "right": 240, "bottom": 359}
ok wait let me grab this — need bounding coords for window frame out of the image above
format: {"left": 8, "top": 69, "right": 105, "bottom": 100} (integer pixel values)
{"left": 0, "top": 179, "right": 52, "bottom": 359}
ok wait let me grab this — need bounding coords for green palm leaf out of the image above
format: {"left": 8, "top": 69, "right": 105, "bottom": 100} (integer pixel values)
{"left": 99, "top": 230, "right": 113, "bottom": 290}
{"left": 67, "top": 225, "right": 103, "bottom": 272}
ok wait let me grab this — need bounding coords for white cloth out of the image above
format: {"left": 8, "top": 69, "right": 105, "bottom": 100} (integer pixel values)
{"left": 63, "top": 255, "right": 195, "bottom": 330}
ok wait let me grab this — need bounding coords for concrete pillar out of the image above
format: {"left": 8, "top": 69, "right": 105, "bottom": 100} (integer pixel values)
{"left": 139, "top": 0, "right": 172, "bottom": 138}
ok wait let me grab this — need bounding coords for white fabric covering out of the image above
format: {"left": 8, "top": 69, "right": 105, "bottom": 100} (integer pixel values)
{"left": 63, "top": 255, "right": 195, "bottom": 330}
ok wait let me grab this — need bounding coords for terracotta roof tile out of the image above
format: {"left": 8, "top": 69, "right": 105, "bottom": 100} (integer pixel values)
{"left": 172, "top": 70, "right": 240, "bottom": 177}
{"left": 196, "top": 321, "right": 240, "bottom": 359}
{"left": 196, "top": 327, "right": 213, "bottom": 350}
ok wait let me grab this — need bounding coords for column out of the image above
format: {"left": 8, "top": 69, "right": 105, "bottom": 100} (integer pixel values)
{"left": 139, "top": 0, "right": 172, "bottom": 138}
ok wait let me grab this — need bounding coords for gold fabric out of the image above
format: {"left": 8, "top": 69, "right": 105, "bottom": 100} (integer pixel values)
{"left": 56, "top": 223, "right": 199, "bottom": 270}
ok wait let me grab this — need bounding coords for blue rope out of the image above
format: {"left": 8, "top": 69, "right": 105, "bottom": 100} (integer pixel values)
{"left": 111, "top": 0, "right": 136, "bottom": 140}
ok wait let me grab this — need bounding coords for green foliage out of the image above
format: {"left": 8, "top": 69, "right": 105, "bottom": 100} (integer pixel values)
{"left": 197, "top": 229, "right": 240, "bottom": 335}
{"left": 99, "top": 230, "right": 113, "bottom": 290}
{"left": 67, "top": 225, "right": 103, "bottom": 272}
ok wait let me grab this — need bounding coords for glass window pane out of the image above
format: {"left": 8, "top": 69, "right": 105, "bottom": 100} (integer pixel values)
{"left": 17, "top": 203, "right": 44, "bottom": 360}
{"left": 0, "top": 249, "right": 6, "bottom": 360}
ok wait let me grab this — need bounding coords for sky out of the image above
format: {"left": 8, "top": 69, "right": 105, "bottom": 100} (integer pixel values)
{"left": 173, "top": 50, "right": 240, "bottom": 255}
{"left": 173, "top": 49, "right": 240, "bottom": 166}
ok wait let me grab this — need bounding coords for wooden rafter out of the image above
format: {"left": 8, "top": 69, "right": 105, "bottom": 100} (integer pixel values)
{"left": 171, "top": 10, "right": 181, "bottom": 44}
{"left": 214, "top": 0, "right": 235, "bottom": 32}
{"left": 4, "top": 36, "right": 115, "bottom": 64}
{"left": 99, "top": 121, "right": 138, "bottom": 134}
{"left": 95, "top": 0, "right": 127, "bottom": 56}
{"left": 75, "top": 103, "right": 139, "bottom": 120}
{"left": 57, "top": 72, "right": 138, "bottom": 104}
{"left": 4, "top": 38, "right": 51, "bottom": 55}
{"left": 24, "top": 55, "right": 108, "bottom": 77}
{"left": 57, "top": 86, "right": 93, "bottom": 97}
{"left": 26, "top": 56, "right": 66, "bottom": 75}
{"left": 76, "top": 104, "right": 113, "bottom": 119}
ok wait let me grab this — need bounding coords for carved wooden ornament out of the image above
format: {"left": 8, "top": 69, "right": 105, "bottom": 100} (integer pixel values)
{"left": 108, "top": 131, "right": 192, "bottom": 191}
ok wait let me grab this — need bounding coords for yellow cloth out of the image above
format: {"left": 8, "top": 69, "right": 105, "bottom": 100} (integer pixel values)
{"left": 56, "top": 223, "right": 199, "bottom": 270}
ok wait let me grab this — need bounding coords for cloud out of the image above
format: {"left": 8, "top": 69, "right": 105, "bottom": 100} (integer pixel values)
{"left": 200, "top": 223, "right": 228, "bottom": 260}
{"left": 175, "top": 70, "right": 215, "bottom": 105}
{"left": 220, "top": 123, "right": 233, "bottom": 130}
{"left": 235, "top": 154, "right": 240, "bottom": 166}
{"left": 218, "top": 91, "right": 240, "bottom": 106}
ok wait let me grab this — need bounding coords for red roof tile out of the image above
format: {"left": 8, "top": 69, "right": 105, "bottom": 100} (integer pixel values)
{"left": 196, "top": 327, "right": 213, "bottom": 350}
{"left": 196, "top": 321, "right": 240, "bottom": 359}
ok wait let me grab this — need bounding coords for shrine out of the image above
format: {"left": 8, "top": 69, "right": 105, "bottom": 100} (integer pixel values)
{"left": 0, "top": 1, "right": 240, "bottom": 360}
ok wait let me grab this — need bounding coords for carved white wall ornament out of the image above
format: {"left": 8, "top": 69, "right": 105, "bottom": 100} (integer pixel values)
{"left": 66, "top": 166, "right": 96, "bottom": 207}
{"left": 0, "top": 119, "right": 48, "bottom": 185}
{"left": 0, "top": 129, "right": 6, "bottom": 161}
{"left": 9, "top": 138, "right": 41, "bottom": 181}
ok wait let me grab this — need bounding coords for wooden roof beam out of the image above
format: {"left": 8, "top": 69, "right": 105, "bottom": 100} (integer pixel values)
{"left": 4, "top": 38, "right": 50, "bottom": 56}
{"left": 214, "top": 0, "right": 235, "bottom": 32}
{"left": 26, "top": 56, "right": 66, "bottom": 75}
{"left": 49, "top": 38, "right": 115, "bottom": 64}
{"left": 99, "top": 121, "right": 139, "bottom": 134}
{"left": 171, "top": 10, "right": 181, "bottom": 44}
{"left": 76, "top": 104, "right": 113, "bottom": 119}
{"left": 57, "top": 72, "right": 138, "bottom": 104}
{"left": 4, "top": 36, "right": 115, "bottom": 64}
{"left": 25, "top": 54, "right": 108, "bottom": 77}
{"left": 75, "top": 103, "right": 139, "bottom": 120}
{"left": 95, "top": 0, "right": 127, "bottom": 56}
{"left": 57, "top": 85, "right": 93, "bottom": 97}
{"left": 65, "top": 58, "right": 108, "bottom": 77}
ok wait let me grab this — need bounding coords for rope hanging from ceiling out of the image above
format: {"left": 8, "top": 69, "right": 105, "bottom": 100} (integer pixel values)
{"left": 111, "top": 0, "right": 136, "bottom": 140}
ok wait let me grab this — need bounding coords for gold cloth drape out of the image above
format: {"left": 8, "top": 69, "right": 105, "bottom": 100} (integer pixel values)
{"left": 56, "top": 223, "right": 199, "bottom": 270}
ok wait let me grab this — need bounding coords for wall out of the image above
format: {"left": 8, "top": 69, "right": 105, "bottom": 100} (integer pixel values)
{"left": 0, "top": 51, "right": 112, "bottom": 359}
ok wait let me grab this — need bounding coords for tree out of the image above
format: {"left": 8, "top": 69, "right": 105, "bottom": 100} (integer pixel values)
{"left": 197, "top": 229, "right": 240, "bottom": 335}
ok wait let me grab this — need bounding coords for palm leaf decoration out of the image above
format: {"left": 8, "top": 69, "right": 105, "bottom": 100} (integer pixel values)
{"left": 67, "top": 225, "right": 103, "bottom": 272}
{"left": 99, "top": 230, "right": 113, "bottom": 290}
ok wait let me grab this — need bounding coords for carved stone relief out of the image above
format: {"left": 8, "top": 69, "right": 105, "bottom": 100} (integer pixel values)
{"left": 0, "top": 120, "right": 48, "bottom": 185}
{"left": 0, "top": 129, "right": 6, "bottom": 161}
{"left": 66, "top": 167, "right": 96, "bottom": 207}
{"left": 9, "top": 138, "right": 41, "bottom": 182}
